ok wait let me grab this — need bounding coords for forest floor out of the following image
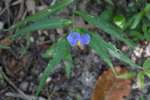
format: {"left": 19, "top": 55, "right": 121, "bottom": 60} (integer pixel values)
{"left": 0, "top": 0, "right": 150, "bottom": 100}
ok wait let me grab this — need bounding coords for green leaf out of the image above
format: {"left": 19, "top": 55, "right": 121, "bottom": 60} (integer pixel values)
{"left": 36, "top": 38, "right": 70, "bottom": 96}
{"left": 105, "top": 0, "right": 114, "bottom": 5}
{"left": 130, "top": 12, "right": 143, "bottom": 29}
{"left": 63, "top": 52, "right": 73, "bottom": 78}
{"left": 137, "top": 72, "right": 145, "bottom": 90}
{"left": 89, "top": 31, "right": 139, "bottom": 70}
{"left": 145, "top": 4, "right": 150, "bottom": 20}
{"left": 130, "top": 3, "right": 150, "bottom": 29}
{"left": 90, "top": 33, "right": 113, "bottom": 67}
{"left": 0, "top": 44, "right": 10, "bottom": 49}
{"left": 140, "top": 96, "right": 145, "bottom": 100}
{"left": 11, "top": 18, "right": 72, "bottom": 39}
{"left": 144, "top": 3, "right": 150, "bottom": 13}
{"left": 106, "top": 43, "right": 139, "bottom": 67}
{"left": 144, "top": 31, "right": 150, "bottom": 41}
{"left": 42, "top": 36, "right": 71, "bottom": 58}
{"left": 89, "top": 31, "right": 139, "bottom": 75}
{"left": 89, "top": 33, "right": 116, "bottom": 73}
{"left": 129, "top": 31, "right": 143, "bottom": 41}
{"left": 113, "top": 15, "right": 125, "bottom": 29}
{"left": 99, "top": 8, "right": 113, "bottom": 21}
{"left": 144, "top": 70, "right": 150, "bottom": 78}
{"left": 36, "top": 56, "right": 61, "bottom": 96}
{"left": 117, "top": 72, "right": 136, "bottom": 79}
{"left": 77, "top": 11, "right": 135, "bottom": 47}
{"left": 42, "top": 45, "right": 55, "bottom": 59}
{"left": 13, "top": 0, "right": 74, "bottom": 29}
{"left": 143, "top": 58, "right": 150, "bottom": 69}
{"left": 73, "top": 28, "right": 114, "bottom": 70}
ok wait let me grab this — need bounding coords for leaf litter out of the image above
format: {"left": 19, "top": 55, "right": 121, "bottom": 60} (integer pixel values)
{"left": 91, "top": 66, "right": 132, "bottom": 100}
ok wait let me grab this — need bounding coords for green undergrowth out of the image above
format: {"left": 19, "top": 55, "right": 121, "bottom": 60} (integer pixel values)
{"left": 1, "top": 0, "right": 149, "bottom": 98}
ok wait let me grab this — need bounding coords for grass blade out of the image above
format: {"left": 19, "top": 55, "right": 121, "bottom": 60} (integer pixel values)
{"left": 89, "top": 32, "right": 139, "bottom": 70}
{"left": 11, "top": 18, "right": 72, "bottom": 39}
{"left": 106, "top": 43, "right": 139, "bottom": 67}
{"left": 0, "top": 44, "right": 10, "bottom": 49}
{"left": 143, "top": 58, "right": 150, "bottom": 69}
{"left": 64, "top": 52, "right": 73, "bottom": 78}
{"left": 89, "top": 33, "right": 113, "bottom": 69}
{"left": 77, "top": 11, "right": 135, "bottom": 47}
{"left": 137, "top": 72, "right": 145, "bottom": 90}
{"left": 131, "top": 12, "right": 143, "bottom": 29}
{"left": 36, "top": 38, "right": 70, "bottom": 96}
{"left": 12, "top": 0, "right": 74, "bottom": 29}
{"left": 36, "top": 57, "right": 61, "bottom": 96}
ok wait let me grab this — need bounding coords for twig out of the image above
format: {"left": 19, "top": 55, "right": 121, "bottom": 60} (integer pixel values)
{"left": 0, "top": 67, "right": 25, "bottom": 95}
{"left": 0, "top": 8, "right": 7, "bottom": 16}
{"left": 0, "top": 67, "right": 45, "bottom": 100}
{"left": 5, "top": 92, "right": 46, "bottom": 100}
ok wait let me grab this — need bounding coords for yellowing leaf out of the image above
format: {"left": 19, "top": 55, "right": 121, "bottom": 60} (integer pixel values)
{"left": 137, "top": 72, "right": 145, "bottom": 90}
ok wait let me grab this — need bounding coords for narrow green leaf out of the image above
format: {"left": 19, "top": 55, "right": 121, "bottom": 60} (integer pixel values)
{"left": 137, "top": 72, "right": 145, "bottom": 90}
{"left": 144, "top": 70, "right": 150, "bottom": 78}
{"left": 13, "top": 0, "right": 74, "bottom": 29}
{"left": 36, "top": 38, "right": 70, "bottom": 96}
{"left": 42, "top": 36, "right": 71, "bottom": 59}
{"left": 76, "top": 28, "right": 110, "bottom": 64}
{"left": 140, "top": 96, "right": 145, "bottom": 100}
{"left": 144, "top": 3, "right": 150, "bottom": 13}
{"left": 88, "top": 31, "right": 139, "bottom": 70}
{"left": 129, "top": 31, "right": 143, "bottom": 41}
{"left": 144, "top": 31, "right": 150, "bottom": 41}
{"left": 42, "top": 45, "right": 55, "bottom": 59}
{"left": 36, "top": 56, "right": 62, "bottom": 96}
{"left": 117, "top": 72, "right": 136, "bottom": 79}
{"left": 106, "top": 43, "right": 139, "bottom": 67}
{"left": 77, "top": 11, "right": 134, "bottom": 47}
{"left": 89, "top": 33, "right": 117, "bottom": 74}
{"left": 90, "top": 33, "right": 113, "bottom": 67}
{"left": 99, "top": 8, "right": 113, "bottom": 21}
{"left": 12, "top": 18, "right": 72, "bottom": 39}
{"left": 131, "top": 12, "right": 143, "bottom": 29}
{"left": 64, "top": 52, "right": 73, "bottom": 78}
{"left": 0, "top": 44, "right": 10, "bottom": 49}
{"left": 143, "top": 58, "right": 150, "bottom": 69}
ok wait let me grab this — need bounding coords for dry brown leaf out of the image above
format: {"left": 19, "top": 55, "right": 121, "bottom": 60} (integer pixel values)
{"left": 0, "top": 38, "right": 12, "bottom": 46}
{"left": 4, "top": 55, "right": 31, "bottom": 79}
{"left": 91, "top": 66, "right": 132, "bottom": 100}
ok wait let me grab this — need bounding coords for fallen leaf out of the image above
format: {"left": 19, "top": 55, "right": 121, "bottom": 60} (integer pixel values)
{"left": 4, "top": 55, "right": 32, "bottom": 79}
{"left": 0, "top": 38, "right": 12, "bottom": 52}
{"left": 91, "top": 66, "right": 132, "bottom": 100}
{"left": 0, "top": 38, "right": 12, "bottom": 46}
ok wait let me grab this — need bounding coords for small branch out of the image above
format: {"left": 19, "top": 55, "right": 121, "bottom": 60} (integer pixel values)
{"left": 0, "top": 67, "right": 45, "bottom": 100}
{"left": 0, "top": 67, "right": 25, "bottom": 96}
{"left": 5, "top": 92, "right": 46, "bottom": 100}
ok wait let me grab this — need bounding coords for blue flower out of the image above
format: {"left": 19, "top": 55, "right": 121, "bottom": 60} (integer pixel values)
{"left": 67, "top": 32, "right": 91, "bottom": 47}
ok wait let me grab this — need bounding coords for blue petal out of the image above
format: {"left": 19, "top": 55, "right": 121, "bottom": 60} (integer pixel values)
{"left": 80, "top": 33, "right": 91, "bottom": 45}
{"left": 67, "top": 32, "right": 80, "bottom": 46}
